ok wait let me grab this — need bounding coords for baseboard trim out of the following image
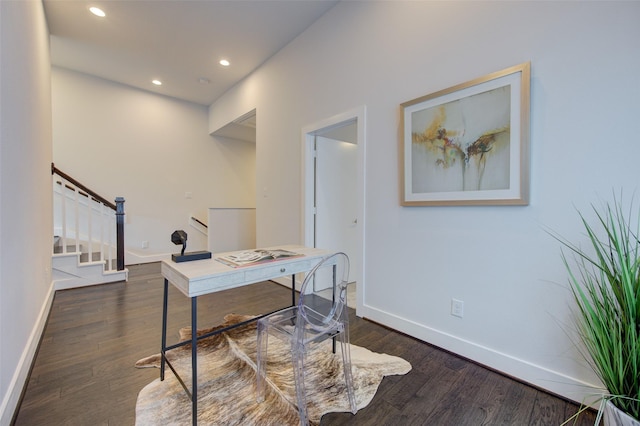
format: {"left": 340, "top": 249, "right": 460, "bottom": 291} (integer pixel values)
{"left": 357, "top": 303, "right": 602, "bottom": 406}
{"left": 1, "top": 282, "right": 55, "bottom": 425}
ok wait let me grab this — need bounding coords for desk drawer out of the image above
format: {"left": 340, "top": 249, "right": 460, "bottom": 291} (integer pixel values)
{"left": 244, "top": 258, "right": 319, "bottom": 282}
{"left": 188, "top": 270, "right": 247, "bottom": 296}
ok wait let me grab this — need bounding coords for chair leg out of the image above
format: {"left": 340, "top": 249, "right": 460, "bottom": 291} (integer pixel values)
{"left": 292, "top": 348, "right": 309, "bottom": 426}
{"left": 338, "top": 329, "right": 357, "bottom": 415}
{"left": 256, "top": 322, "right": 268, "bottom": 403}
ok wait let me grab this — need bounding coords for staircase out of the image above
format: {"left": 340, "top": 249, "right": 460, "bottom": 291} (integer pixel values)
{"left": 52, "top": 164, "right": 128, "bottom": 289}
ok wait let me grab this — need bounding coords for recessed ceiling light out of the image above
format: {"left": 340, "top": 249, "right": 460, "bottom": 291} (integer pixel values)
{"left": 152, "top": 79, "right": 162, "bottom": 86}
{"left": 89, "top": 6, "right": 106, "bottom": 17}
{"left": 219, "top": 59, "right": 230, "bottom": 67}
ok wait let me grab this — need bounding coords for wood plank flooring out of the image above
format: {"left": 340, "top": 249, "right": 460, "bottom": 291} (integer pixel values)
{"left": 12, "top": 262, "right": 596, "bottom": 425}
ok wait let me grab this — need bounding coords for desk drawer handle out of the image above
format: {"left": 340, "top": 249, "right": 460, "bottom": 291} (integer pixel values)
{"left": 280, "top": 267, "right": 286, "bottom": 273}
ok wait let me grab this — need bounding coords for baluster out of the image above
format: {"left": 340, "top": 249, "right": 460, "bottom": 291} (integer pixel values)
{"left": 60, "top": 178, "right": 68, "bottom": 254}
{"left": 107, "top": 211, "right": 114, "bottom": 272}
{"left": 99, "top": 201, "right": 105, "bottom": 270}
{"left": 87, "top": 196, "right": 93, "bottom": 264}
{"left": 74, "top": 184, "right": 80, "bottom": 254}
{"left": 52, "top": 178, "right": 56, "bottom": 254}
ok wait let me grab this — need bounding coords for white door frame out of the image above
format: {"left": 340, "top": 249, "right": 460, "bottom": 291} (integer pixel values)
{"left": 301, "top": 106, "right": 366, "bottom": 314}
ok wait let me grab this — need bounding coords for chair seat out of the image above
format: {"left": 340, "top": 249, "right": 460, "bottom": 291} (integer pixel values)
{"left": 261, "top": 306, "right": 344, "bottom": 347}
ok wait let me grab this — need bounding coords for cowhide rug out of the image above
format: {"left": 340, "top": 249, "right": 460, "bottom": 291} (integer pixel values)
{"left": 135, "top": 314, "right": 411, "bottom": 425}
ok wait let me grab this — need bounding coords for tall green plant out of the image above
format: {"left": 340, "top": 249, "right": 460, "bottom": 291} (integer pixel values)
{"left": 553, "top": 196, "right": 640, "bottom": 421}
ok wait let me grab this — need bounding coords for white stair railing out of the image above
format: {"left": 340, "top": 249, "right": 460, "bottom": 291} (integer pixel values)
{"left": 52, "top": 164, "right": 125, "bottom": 272}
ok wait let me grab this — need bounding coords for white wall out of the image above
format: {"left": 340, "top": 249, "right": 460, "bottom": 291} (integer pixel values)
{"left": 52, "top": 68, "right": 256, "bottom": 263}
{"left": 0, "top": 0, "right": 54, "bottom": 423}
{"left": 208, "top": 208, "right": 256, "bottom": 253}
{"left": 208, "top": 1, "right": 640, "bottom": 402}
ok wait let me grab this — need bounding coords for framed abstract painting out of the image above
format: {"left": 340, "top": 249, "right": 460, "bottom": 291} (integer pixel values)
{"left": 400, "top": 62, "right": 530, "bottom": 206}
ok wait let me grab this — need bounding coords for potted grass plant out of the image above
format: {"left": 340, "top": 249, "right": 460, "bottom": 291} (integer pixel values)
{"left": 552, "top": 195, "right": 640, "bottom": 425}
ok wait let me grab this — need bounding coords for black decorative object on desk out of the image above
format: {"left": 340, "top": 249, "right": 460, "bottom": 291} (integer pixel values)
{"left": 171, "top": 230, "right": 211, "bottom": 263}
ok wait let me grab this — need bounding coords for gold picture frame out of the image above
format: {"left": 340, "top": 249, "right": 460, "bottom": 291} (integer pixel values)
{"left": 400, "top": 62, "right": 530, "bottom": 206}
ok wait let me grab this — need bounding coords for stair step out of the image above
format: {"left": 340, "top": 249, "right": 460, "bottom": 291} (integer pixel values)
{"left": 52, "top": 251, "right": 128, "bottom": 289}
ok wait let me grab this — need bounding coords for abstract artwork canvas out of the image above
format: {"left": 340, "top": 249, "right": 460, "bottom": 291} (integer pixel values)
{"left": 400, "top": 63, "right": 530, "bottom": 206}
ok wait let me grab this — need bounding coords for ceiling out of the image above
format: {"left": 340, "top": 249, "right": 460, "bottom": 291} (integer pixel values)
{"left": 43, "top": 0, "right": 339, "bottom": 106}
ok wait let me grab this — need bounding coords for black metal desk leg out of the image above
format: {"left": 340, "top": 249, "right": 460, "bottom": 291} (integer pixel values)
{"left": 161, "top": 278, "right": 169, "bottom": 381}
{"left": 191, "top": 296, "right": 198, "bottom": 426}
{"left": 291, "top": 273, "right": 296, "bottom": 306}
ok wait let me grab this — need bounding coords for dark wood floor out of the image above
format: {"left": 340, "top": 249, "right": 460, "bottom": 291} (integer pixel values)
{"left": 13, "top": 262, "right": 595, "bottom": 425}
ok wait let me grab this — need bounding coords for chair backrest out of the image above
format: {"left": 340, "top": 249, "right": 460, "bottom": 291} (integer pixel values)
{"left": 297, "top": 252, "right": 350, "bottom": 334}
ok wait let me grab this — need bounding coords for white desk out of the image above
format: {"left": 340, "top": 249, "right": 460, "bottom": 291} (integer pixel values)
{"left": 160, "top": 245, "right": 331, "bottom": 426}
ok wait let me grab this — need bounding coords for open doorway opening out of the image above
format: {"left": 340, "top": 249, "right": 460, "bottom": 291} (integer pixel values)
{"left": 209, "top": 109, "right": 257, "bottom": 254}
{"left": 302, "top": 107, "right": 366, "bottom": 314}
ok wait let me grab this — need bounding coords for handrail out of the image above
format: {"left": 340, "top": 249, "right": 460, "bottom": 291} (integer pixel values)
{"left": 51, "top": 163, "right": 116, "bottom": 210}
{"left": 190, "top": 216, "right": 208, "bottom": 228}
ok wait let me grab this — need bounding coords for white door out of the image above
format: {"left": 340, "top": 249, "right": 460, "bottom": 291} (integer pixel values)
{"left": 314, "top": 132, "right": 359, "bottom": 288}
{"left": 302, "top": 107, "right": 365, "bottom": 312}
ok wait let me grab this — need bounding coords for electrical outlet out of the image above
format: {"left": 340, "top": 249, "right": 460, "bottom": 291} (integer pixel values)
{"left": 451, "top": 299, "right": 464, "bottom": 318}
{"left": 142, "top": 241, "right": 149, "bottom": 249}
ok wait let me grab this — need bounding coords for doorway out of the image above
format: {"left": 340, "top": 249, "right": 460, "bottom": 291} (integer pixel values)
{"left": 302, "top": 107, "right": 366, "bottom": 313}
{"left": 210, "top": 109, "right": 257, "bottom": 253}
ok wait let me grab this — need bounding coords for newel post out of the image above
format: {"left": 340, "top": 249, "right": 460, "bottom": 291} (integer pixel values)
{"left": 115, "top": 197, "right": 125, "bottom": 271}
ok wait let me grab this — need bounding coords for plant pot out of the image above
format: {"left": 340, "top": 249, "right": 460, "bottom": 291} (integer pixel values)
{"left": 603, "top": 400, "right": 640, "bottom": 426}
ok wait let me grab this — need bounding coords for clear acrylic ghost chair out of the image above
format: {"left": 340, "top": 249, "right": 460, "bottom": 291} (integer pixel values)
{"left": 256, "top": 252, "right": 357, "bottom": 426}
